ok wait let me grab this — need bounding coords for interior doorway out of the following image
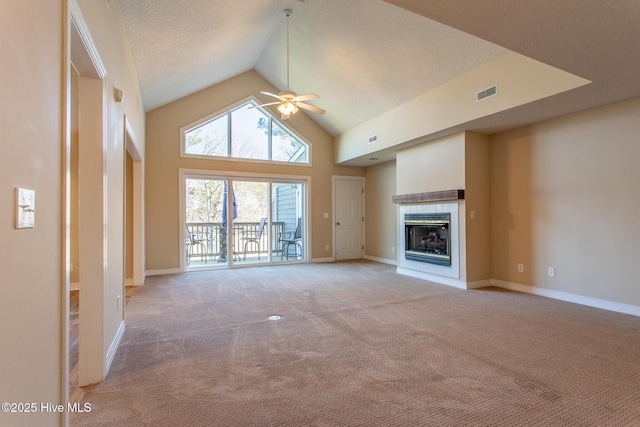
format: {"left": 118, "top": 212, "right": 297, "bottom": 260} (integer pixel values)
{"left": 333, "top": 176, "right": 364, "bottom": 261}
{"left": 124, "top": 117, "right": 143, "bottom": 287}
{"left": 68, "top": 3, "right": 109, "bottom": 401}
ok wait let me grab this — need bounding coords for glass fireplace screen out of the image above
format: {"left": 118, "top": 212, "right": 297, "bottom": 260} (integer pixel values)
{"left": 404, "top": 213, "right": 451, "bottom": 266}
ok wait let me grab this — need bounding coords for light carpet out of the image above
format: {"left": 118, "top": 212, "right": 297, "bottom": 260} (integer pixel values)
{"left": 71, "top": 261, "right": 640, "bottom": 426}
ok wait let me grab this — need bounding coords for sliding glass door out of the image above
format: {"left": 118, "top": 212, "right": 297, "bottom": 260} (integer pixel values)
{"left": 183, "top": 172, "right": 306, "bottom": 270}
{"left": 272, "top": 182, "right": 304, "bottom": 261}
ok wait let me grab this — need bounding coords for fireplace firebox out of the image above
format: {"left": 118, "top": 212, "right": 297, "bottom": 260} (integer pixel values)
{"left": 404, "top": 213, "right": 451, "bottom": 266}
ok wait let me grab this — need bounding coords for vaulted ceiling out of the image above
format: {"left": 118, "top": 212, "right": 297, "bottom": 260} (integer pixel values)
{"left": 119, "top": 0, "right": 640, "bottom": 139}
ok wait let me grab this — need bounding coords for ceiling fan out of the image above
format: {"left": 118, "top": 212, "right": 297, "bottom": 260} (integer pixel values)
{"left": 254, "top": 9, "right": 325, "bottom": 120}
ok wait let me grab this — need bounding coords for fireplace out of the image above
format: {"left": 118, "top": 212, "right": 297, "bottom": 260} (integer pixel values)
{"left": 404, "top": 213, "right": 451, "bottom": 266}
{"left": 393, "top": 192, "right": 462, "bottom": 281}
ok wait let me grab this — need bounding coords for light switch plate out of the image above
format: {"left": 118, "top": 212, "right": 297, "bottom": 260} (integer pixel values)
{"left": 16, "top": 187, "right": 35, "bottom": 228}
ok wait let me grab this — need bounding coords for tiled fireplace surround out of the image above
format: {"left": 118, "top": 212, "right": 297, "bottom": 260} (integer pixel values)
{"left": 393, "top": 190, "right": 467, "bottom": 289}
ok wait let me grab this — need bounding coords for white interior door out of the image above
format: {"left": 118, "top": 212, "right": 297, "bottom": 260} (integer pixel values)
{"left": 335, "top": 177, "right": 364, "bottom": 261}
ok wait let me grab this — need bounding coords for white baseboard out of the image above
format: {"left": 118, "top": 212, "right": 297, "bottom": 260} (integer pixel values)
{"left": 397, "top": 267, "right": 468, "bottom": 290}
{"left": 70, "top": 282, "right": 80, "bottom": 291}
{"left": 311, "top": 257, "right": 334, "bottom": 263}
{"left": 393, "top": 268, "right": 640, "bottom": 317}
{"left": 492, "top": 279, "right": 640, "bottom": 317}
{"left": 364, "top": 254, "right": 397, "bottom": 266}
{"left": 145, "top": 268, "right": 181, "bottom": 277}
{"left": 466, "top": 279, "right": 493, "bottom": 290}
{"left": 105, "top": 320, "right": 125, "bottom": 375}
{"left": 124, "top": 278, "right": 134, "bottom": 286}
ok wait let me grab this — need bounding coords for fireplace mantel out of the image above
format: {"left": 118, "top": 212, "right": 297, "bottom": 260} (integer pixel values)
{"left": 392, "top": 189, "right": 464, "bottom": 204}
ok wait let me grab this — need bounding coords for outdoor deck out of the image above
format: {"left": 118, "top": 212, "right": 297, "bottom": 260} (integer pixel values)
{"left": 186, "top": 221, "right": 302, "bottom": 267}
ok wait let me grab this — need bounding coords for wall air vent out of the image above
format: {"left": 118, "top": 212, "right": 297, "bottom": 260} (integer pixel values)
{"left": 368, "top": 135, "right": 378, "bottom": 144}
{"left": 476, "top": 85, "right": 498, "bottom": 102}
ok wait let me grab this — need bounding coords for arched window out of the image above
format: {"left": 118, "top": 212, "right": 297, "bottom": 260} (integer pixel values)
{"left": 180, "top": 98, "right": 310, "bottom": 164}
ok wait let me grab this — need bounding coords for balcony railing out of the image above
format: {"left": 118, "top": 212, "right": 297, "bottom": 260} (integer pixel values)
{"left": 186, "top": 221, "right": 287, "bottom": 263}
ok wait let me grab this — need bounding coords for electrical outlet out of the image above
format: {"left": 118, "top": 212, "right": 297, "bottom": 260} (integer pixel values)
{"left": 517, "top": 263, "right": 524, "bottom": 273}
{"left": 325, "top": 245, "right": 329, "bottom": 251}
{"left": 548, "top": 267, "right": 555, "bottom": 277}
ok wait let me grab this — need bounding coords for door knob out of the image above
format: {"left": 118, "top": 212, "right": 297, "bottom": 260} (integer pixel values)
{"left": 336, "top": 222, "right": 340, "bottom": 225}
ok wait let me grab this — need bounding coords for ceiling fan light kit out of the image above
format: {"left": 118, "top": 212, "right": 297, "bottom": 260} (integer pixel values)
{"left": 255, "top": 9, "right": 325, "bottom": 120}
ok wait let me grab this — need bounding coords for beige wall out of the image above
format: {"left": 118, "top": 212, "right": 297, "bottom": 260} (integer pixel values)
{"left": 0, "top": 1, "right": 64, "bottom": 425}
{"left": 335, "top": 52, "right": 590, "bottom": 164}
{"left": 465, "top": 132, "right": 492, "bottom": 282}
{"left": 364, "top": 161, "right": 397, "bottom": 262}
{"left": 491, "top": 96, "right": 640, "bottom": 305}
{"left": 0, "top": 2, "right": 145, "bottom": 418}
{"left": 396, "top": 133, "right": 466, "bottom": 194}
{"left": 145, "top": 70, "right": 363, "bottom": 271}
{"left": 75, "top": 0, "right": 146, "bottom": 377}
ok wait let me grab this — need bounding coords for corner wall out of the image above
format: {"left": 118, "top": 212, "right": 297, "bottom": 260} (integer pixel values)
{"left": 491, "top": 96, "right": 640, "bottom": 308}
{"left": 464, "top": 132, "right": 491, "bottom": 282}
{"left": 364, "top": 160, "right": 397, "bottom": 263}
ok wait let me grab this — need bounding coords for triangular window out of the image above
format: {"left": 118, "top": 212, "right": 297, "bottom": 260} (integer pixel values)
{"left": 181, "top": 98, "right": 309, "bottom": 164}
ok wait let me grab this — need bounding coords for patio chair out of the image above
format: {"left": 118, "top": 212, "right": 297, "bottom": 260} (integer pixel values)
{"left": 241, "top": 217, "right": 267, "bottom": 260}
{"left": 279, "top": 217, "right": 302, "bottom": 260}
{"left": 186, "top": 225, "right": 208, "bottom": 264}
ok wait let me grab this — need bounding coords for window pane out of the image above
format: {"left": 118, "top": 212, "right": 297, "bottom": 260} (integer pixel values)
{"left": 272, "top": 122, "right": 307, "bottom": 163}
{"left": 182, "top": 101, "right": 309, "bottom": 164}
{"left": 272, "top": 182, "right": 304, "bottom": 262}
{"left": 231, "top": 104, "right": 268, "bottom": 160}
{"left": 234, "top": 181, "right": 269, "bottom": 264}
{"left": 185, "top": 116, "right": 228, "bottom": 157}
{"left": 185, "top": 178, "right": 226, "bottom": 269}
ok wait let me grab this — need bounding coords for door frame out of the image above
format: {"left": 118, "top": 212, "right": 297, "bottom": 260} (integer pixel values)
{"left": 332, "top": 175, "right": 365, "bottom": 261}
{"left": 65, "top": 0, "right": 110, "bottom": 412}
{"left": 124, "top": 116, "right": 144, "bottom": 287}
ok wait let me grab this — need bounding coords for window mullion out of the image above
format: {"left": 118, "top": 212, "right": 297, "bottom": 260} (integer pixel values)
{"left": 268, "top": 117, "right": 273, "bottom": 160}
{"left": 227, "top": 113, "right": 232, "bottom": 158}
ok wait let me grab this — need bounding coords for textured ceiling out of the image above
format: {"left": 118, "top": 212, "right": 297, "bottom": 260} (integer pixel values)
{"left": 119, "top": 0, "right": 507, "bottom": 136}
{"left": 382, "top": 0, "right": 640, "bottom": 130}
{"left": 119, "top": 0, "right": 640, "bottom": 141}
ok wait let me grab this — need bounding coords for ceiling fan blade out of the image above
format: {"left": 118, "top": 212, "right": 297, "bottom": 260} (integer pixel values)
{"left": 260, "top": 91, "right": 284, "bottom": 100}
{"left": 295, "top": 102, "right": 325, "bottom": 115}
{"left": 292, "top": 93, "right": 320, "bottom": 102}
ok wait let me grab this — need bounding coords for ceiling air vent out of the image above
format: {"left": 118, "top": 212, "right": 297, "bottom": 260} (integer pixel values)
{"left": 476, "top": 85, "right": 498, "bottom": 102}
{"left": 368, "top": 135, "right": 378, "bottom": 144}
